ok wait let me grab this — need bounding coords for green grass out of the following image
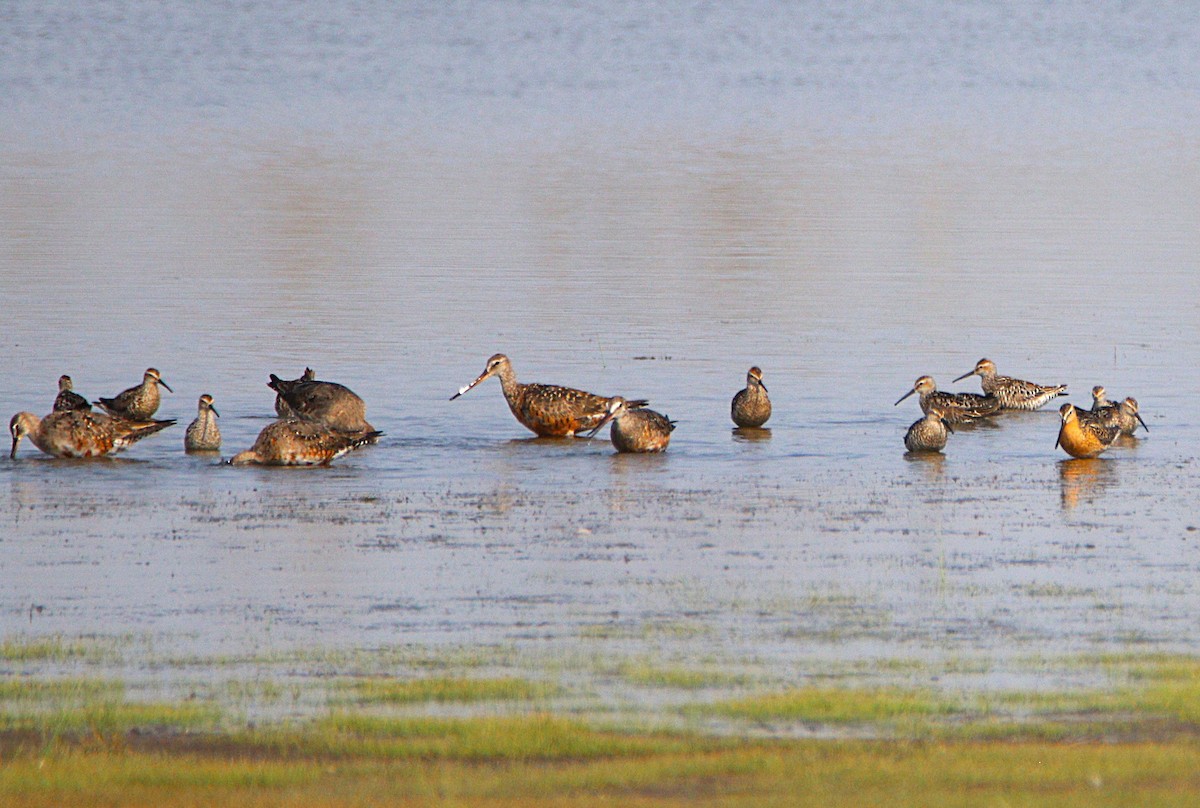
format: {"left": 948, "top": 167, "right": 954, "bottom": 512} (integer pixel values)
{"left": 3, "top": 658, "right": 1200, "bottom": 805}
{"left": 605, "top": 658, "right": 754, "bottom": 690}
{"left": 0, "top": 635, "right": 103, "bottom": 662}
{"left": 0, "top": 700, "right": 224, "bottom": 737}
{"left": 0, "top": 678, "right": 123, "bottom": 702}
{"left": 702, "top": 686, "right": 958, "bottom": 725}
{"left": 2, "top": 735, "right": 1199, "bottom": 806}
{"left": 337, "top": 676, "right": 557, "bottom": 705}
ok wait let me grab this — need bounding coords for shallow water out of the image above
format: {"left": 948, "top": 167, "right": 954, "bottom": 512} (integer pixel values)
{"left": 2, "top": 2, "right": 1199, "bottom": 700}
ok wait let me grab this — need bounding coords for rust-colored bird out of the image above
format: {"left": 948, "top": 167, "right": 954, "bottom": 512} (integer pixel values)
{"left": 585, "top": 396, "right": 675, "bottom": 453}
{"left": 230, "top": 419, "right": 381, "bottom": 466}
{"left": 451, "top": 353, "right": 647, "bottom": 437}
{"left": 1056, "top": 403, "right": 1119, "bottom": 459}
{"left": 10, "top": 409, "right": 175, "bottom": 458}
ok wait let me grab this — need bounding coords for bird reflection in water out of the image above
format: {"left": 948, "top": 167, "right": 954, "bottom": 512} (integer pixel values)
{"left": 1059, "top": 458, "right": 1117, "bottom": 510}
{"left": 902, "top": 450, "right": 946, "bottom": 488}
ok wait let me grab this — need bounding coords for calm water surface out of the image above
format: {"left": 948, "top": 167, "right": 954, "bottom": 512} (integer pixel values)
{"left": 1, "top": 2, "right": 1199, "bottom": 704}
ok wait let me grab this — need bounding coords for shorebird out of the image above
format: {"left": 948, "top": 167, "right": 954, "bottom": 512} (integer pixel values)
{"left": 10, "top": 410, "right": 175, "bottom": 459}
{"left": 585, "top": 396, "right": 675, "bottom": 453}
{"left": 952, "top": 358, "right": 1066, "bottom": 411}
{"left": 1056, "top": 403, "right": 1119, "bottom": 459}
{"left": 904, "top": 407, "right": 953, "bottom": 453}
{"left": 451, "top": 353, "right": 648, "bottom": 437}
{"left": 53, "top": 375, "right": 91, "bottom": 412}
{"left": 274, "top": 367, "right": 315, "bottom": 417}
{"left": 267, "top": 370, "right": 374, "bottom": 433}
{"left": 1088, "top": 386, "right": 1147, "bottom": 437}
{"left": 1090, "top": 396, "right": 1147, "bottom": 437}
{"left": 731, "top": 366, "right": 771, "bottom": 428}
{"left": 894, "top": 375, "right": 1000, "bottom": 424}
{"left": 95, "top": 368, "right": 172, "bottom": 419}
{"left": 229, "top": 419, "right": 381, "bottom": 466}
{"left": 184, "top": 394, "right": 221, "bottom": 452}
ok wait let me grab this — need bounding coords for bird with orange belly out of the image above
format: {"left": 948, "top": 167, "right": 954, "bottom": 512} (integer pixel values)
{"left": 1055, "top": 403, "right": 1119, "bottom": 459}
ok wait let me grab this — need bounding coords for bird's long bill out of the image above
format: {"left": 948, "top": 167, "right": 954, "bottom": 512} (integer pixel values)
{"left": 211, "top": 406, "right": 221, "bottom": 418}
{"left": 449, "top": 367, "right": 494, "bottom": 401}
{"left": 1136, "top": 413, "right": 1149, "bottom": 432}
{"left": 943, "top": 420, "right": 955, "bottom": 434}
{"left": 584, "top": 410, "right": 619, "bottom": 439}
{"left": 1054, "top": 431, "right": 1061, "bottom": 450}
{"left": 158, "top": 379, "right": 174, "bottom": 393}
{"left": 951, "top": 370, "right": 974, "bottom": 383}
{"left": 9, "top": 437, "right": 19, "bottom": 459}
{"left": 893, "top": 388, "right": 916, "bottom": 406}
{"left": 759, "top": 380, "right": 768, "bottom": 393}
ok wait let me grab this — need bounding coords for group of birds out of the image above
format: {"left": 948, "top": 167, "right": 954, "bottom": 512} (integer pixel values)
{"left": 8, "top": 354, "right": 1145, "bottom": 465}
{"left": 894, "top": 357, "right": 1148, "bottom": 458}
{"left": 9, "top": 368, "right": 380, "bottom": 465}
{"left": 448, "top": 353, "right": 773, "bottom": 452}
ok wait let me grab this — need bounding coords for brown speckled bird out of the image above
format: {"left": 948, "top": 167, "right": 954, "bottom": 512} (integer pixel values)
{"left": 451, "top": 353, "right": 648, "bottom": 437}
{"left": 952, "top": 358, "right": 1066, "bottom": 411}
{"left": 184, "top": 394, "right": 221, "bottom": 452}
{"left": 1089, "top": 386, "right": 1147, "bottom": 436}
{"left": 53, "top": 375, "right": 92, "bottom": 412}
{"left": 267, "top": 370, "right": 374, "bottom": 434}
{"left": 731, "top": 366, "right": 771, "bottom": 428}
{"left": 904, "top": 407, "right": 953, "bottom": 453}
{"left": 1056, "top": 403, "right": 1119, "bottom": 459}
{"left": 230, "top": 419, "right": 381, "bottom": 466}
{"left": 95, "top": 368, "right": 172, "bottom": 419}
{"left": 894, "top": 375, "right": 1000, "bottom": 423}
{"left": 10, "top": 409, "right": 175, "bottom": 458}
{"left": 586, "top": 396, "right": 675, "bottom": 453}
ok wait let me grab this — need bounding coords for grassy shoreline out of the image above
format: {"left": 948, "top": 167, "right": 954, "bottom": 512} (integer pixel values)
{"left": 5, "top": 637, "right": 1200, "bottom": 804}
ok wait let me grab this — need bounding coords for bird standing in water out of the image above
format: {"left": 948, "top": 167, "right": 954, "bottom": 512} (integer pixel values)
{"left": 53, "top": 375, "right": 92, "bottom": 412}
{"left": 451, "top": 353, "right": 647, "bottom": 437}
{"left": 95, "top": 368, "right": 173, "bottom": 420}
{"left": 586, "top": 396, "right": 675, "bottom": 453}
{"left": 904, "top": 407, "right": 953, "bottom": 453}
{"left": 10, "top": 409, "right": 174, "bottom": 458}
{"left": 229, "top": 419, "right": 381, "bottom": 466}
{"left": 894, "top": 375, "right": 1000, "bottom": 423}
{"left": 268, "top": 370, "right": 374, "bottom": 434}
{"left": 1089, "top": 386, "right": 1148, "bottom": 436}
{"left": 184, "top": 394, "right": 221, "bottom": 452}
{"left": 1056, "top": 403, "right": 1119, "bottom": 459}
{"left": 731, "top": 366, "right": 772, "bottom": 428}
{"left": 952, "top": 358, "right": 1066, "bottom": 411}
